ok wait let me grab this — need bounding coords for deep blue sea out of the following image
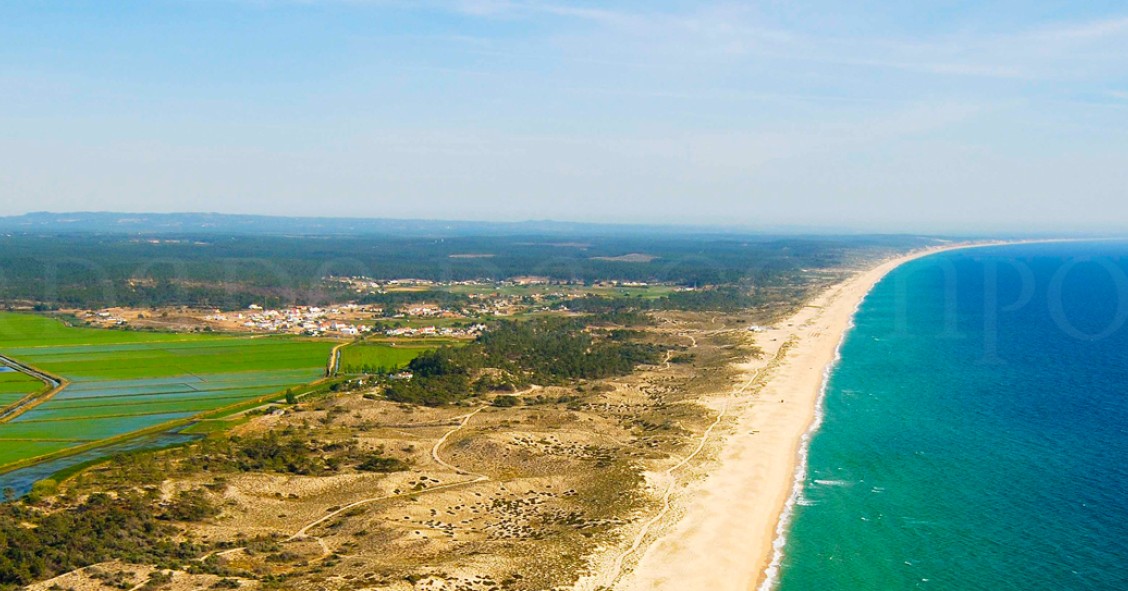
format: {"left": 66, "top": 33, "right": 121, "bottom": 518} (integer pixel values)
{"left": 775, "top": 242, "right": 1128, "bottom": 591}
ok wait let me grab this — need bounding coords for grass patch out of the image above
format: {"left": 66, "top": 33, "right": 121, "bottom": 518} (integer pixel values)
{"left": 338, "top": 342, "right": 435, "bottom": 374}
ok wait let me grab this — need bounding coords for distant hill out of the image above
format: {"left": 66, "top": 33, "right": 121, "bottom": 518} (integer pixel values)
{"left": 0, "top": 212, "right": 747, "bottom": 238}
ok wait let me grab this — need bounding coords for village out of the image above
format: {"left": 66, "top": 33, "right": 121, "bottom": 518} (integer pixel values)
{"left": 68, "top": 276, "right": 680, "bottom": 339}
{"left": 75, "top": 303, "right": 488, "bottom": 339}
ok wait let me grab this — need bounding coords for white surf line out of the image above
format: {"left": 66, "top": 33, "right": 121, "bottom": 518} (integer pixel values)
{"left": 602, "top": 334, "right": 776, "bottom": 589}
{"left": 755, "top": 249, "right": 962, "bottom": 590}
{"left": 755, "top": 340, "right": 840, "bottom": 591}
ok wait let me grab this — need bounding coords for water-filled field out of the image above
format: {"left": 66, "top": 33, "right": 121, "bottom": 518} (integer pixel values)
{"left": 0, "top": 313, "right": 335, "bottom": 468}
{"left": 0, "top": 369, "right": 42, "bottom": 406}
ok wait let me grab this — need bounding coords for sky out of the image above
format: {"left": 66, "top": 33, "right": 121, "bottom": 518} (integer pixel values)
{"left": 2, "top": 1, "right": 1127, "bottom": 234}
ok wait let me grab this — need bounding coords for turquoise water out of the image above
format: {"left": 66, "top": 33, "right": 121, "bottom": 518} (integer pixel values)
{"left": 775, "top": 243, "right": 1128, "bottom": 591}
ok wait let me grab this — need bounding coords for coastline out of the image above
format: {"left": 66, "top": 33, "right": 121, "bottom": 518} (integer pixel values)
{"left": 606, "top": 242, "right": 989, "bottom": 591}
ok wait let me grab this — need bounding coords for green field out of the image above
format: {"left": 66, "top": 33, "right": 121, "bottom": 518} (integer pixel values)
{"left": 337, "top": 341, "right": 437, "bottom": 374}
{"left": 0, "top": 370, "right": 43, "bottom": 406}
{"left": 0, "top": 313, "right": 339, "bottom": 469}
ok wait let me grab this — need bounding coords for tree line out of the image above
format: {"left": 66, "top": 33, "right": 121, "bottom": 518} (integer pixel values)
{"left": 0, "top": 233, "right": 921, "bottom": 309}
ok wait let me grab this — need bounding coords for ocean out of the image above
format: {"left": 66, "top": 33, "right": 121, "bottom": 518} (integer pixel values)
{"left": 774, "top": 242, "right": 1128, "bottom": 590}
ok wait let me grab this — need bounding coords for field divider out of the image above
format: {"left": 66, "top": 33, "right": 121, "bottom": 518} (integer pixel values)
{"left": 0, "top": 355, "right": 71, "bottom": 424}
{"left": 327, "top": 340, "right": 351, "bottom": 377}
{"left": 31, "top": 387, "right": 290, "bottom": 412}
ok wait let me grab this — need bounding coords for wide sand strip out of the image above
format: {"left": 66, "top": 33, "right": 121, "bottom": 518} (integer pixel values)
{"left": 611, "top": 244, "right": 981, "bottom": 591}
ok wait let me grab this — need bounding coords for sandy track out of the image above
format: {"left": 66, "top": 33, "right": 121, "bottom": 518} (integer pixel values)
{"left": 429, "top": 406, "right": 488, "bottom": 477}
{"left": 290, "top": 404, "right": 490, "bottom": 543}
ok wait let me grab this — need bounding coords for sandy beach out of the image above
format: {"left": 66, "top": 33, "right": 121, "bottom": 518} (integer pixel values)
{"left": 596, "top": 244, "right": 981, "bottom": 591}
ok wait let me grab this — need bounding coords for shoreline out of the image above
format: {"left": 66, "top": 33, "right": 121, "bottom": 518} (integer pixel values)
{"left": 609, "top": 242, "right": 996, "bottom": 591}
{"left": 755, "top": 294, "right": 852, "bottom": 591}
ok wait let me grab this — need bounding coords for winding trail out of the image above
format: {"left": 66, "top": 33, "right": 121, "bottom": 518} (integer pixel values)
{"left": 193, "top": 404, "right": 498, "bottom": 566}
{"left": 210, "top": 388, "right": 546, "bottom": 562}
{"left": 429, "top": 406, "right": 488, "bottom": 477}
{"left": 290, "top": 404, "right": 490, "bottom": 544}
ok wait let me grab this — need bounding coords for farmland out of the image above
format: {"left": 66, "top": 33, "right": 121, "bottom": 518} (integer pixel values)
{"left": 337, "top": 340, "right": 443, "bottom": 374}
{"left": 0, "top": 370, "right": 41, "bottom": 407}
{"left": 0, "top": 313, "right": 338, "bottom": 469}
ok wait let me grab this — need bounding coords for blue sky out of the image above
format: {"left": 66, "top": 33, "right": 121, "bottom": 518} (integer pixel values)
{"left": 2, "top": 1, "right": 1127, "bottom": 233}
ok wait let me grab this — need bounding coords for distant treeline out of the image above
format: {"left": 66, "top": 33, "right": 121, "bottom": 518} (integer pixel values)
{"left": 562, "top": 286, "right": 769, "bottom": 313}
{"left": 0, "top": 233, "right": 928, "bottom": 310}
{"left": 356, "top": 290, "right": 472, "bottom": 311}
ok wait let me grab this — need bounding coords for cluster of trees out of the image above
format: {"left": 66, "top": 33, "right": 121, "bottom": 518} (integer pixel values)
{"left": 176, "top": 430, "right": 408, "bottom": 477}
{"left": 384, "top": 317, "right": 663, "bottom": 406}
{"left": 474, "top": 317, "right": 662, "bottom": 380}
{"left": 356, "top": 290, "right": 471, "bottom": 315}
{"left": 384, "top": 372, "right": 472, "bottom": 406}
{"left": 660, "top": 286, "right": 767, "bottom": 311}
{"left": 355, "top": 455, "right": 409, "bottom": 473}
{"left": 0, "top": 428, "right": 414, "bottom": 587}
{"left": 0, "top": 491, "right": 209, "bottom": 589}
{"left": 562, "top": 286, "right": 768, "bottom": 315}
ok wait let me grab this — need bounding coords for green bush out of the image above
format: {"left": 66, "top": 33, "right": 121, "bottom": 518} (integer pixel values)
{"left": 26, "top": 479, "right": 58, "bottom": 504}
{"left": 355, "top": 455, "right": 408, "bottom": 473}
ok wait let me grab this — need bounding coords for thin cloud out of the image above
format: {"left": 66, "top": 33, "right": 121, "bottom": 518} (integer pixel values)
{"left": 441, "top": 3, "right": 1128, "bottom": 82}
{"left": 1029, "top": 15, "right": 1128, "bottom": 41}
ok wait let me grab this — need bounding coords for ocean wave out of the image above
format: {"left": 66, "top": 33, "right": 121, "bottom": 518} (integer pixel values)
{"left": 757, "top": 286, "right": 871, "bottom": 591}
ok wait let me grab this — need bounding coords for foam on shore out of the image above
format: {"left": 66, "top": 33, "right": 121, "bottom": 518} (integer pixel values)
{"left": 757, "top": 294, "right": 860, "bottom": 591}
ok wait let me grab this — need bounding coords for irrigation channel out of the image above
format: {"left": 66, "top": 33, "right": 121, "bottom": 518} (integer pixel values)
{"left": 0, "top": 430, "right": 199, "bottom": 497}
{"left": 0, "top": 354, "right": 65, "bottom": 422}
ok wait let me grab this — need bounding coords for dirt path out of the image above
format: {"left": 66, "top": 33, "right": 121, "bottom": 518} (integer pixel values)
{"left": 430, "top": 406, "right": 487, "bottom": 476}
{"left": 286, "top": 404, "right": 491, "bottom": 550}
{"left": 326, "top": 341, "right": 349, "bottom": 376}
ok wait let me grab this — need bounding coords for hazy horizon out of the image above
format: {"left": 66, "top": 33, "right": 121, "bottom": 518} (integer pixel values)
{"left": 4, "top": 1, "right": 1128, "bottom": 234}
{"left": 1, "top": 209, "right": 1118, "bottom": 238}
